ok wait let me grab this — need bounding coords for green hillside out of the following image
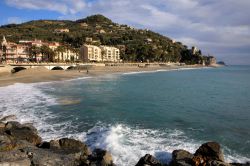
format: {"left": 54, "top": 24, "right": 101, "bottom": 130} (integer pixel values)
{"left": 0, "top": 14, "right": 205, "bottom": 64}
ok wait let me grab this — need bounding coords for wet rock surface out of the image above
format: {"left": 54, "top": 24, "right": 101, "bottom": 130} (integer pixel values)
{"left": 0, "top": 119, "right": 115, "bottom": 166}
{"left": 136, "top": 154, "right": 163, "bottom": 166}
{"left": 0, "top": 118, "right": 249, "bottom": 166}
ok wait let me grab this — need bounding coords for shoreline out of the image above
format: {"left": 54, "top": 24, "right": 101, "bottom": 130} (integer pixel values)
{"left": 0, "top": 64, "right": 211, "bottom": 87}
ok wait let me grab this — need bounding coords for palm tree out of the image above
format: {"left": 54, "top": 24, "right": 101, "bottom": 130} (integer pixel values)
{"left": 40, "top": 45, "right": 57, "bottom": 63}
{"left": 48, "top": 49, "right": 56, "bottom": 62}
{"left": 40, "top": 45, "right": 51, "bottom": 62}
{"left": 29, "top": 46, "right": 40, "bottom": 63}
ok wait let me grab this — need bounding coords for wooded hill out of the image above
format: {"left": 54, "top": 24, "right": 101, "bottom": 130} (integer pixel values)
{"left": 0, "top": 14, "right": 206, "bottom": 64}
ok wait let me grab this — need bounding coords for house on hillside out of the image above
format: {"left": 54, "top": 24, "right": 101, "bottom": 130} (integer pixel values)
{"left": 54, "top": 28, "right": 70, "bottom": 33}
{"left": 80, "top": 23, "right": 88, "bottom": 27}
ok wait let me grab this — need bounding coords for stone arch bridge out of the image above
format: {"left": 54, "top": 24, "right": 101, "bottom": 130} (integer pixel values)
{"left": 8, "top": 64, "right": 78, "bottom": 72}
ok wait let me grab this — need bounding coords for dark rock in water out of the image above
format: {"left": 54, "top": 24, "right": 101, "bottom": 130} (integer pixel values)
{"left": 89, "top": 148, "right": 114, "bottom": 166}
{"left": 171, "top": 149, "right": 194, "bottom": 166}
{"left": 172, "top": 149, "right": 194, "bottom": 161}
{"left": 5, "top": 122, "right": 42, "bottom": 146}
{"left": 217, "top": 61, "right": 226, "bottom": 66}
{"left": 136, "top": 154, "right": 163, "bottom": 166}
{"left": 230, "top": 163, "right": 250, "bottom": 166}
{"left": 38, "top": 141, "right": 51, "bottom": 149}
{"left": 194, "top": 142, "right": 225, "bottom": 162}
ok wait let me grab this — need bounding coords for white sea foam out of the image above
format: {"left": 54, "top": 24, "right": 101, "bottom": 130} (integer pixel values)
{"left": 123, "top": 70, "right": 159, "bottom": 75}
{"left": 0, "top": 83, "right": 249, "bottom": 165}
{"left": 122, "top": 67, "right": 210, "bottom": 75}
{"left": 0, "top": 83, "right": 86, "bottom": 140}
{"left": 83, "top": 123, "right": 201, "bottom": 165}
{"left": 83, "top": 124, "right": 250, "bottom": 165}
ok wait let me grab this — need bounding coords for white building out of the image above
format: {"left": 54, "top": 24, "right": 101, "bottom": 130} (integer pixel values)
{"left": 54, "top": 28, "right": 70, "bottom": 33}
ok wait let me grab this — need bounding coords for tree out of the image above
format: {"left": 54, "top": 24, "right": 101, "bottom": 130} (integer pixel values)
{"left": 29, "top": 45, "right": 40, "bottom": 62}
{"left": 40, "top": 45, "right": 55, "bottom": 62}
{"left": 40, "top": 45, "right": 50, "bottom": 62}
{"left": 48, "top": 49, "right": 56, "bottom": 62}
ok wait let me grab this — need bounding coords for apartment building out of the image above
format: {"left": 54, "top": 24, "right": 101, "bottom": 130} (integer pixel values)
{"left": 100, "top": 46, "right": 120, "bottom": 62}
{"left": 80, "top": 44, "right": 102, "bottom": 62}
{"left": 80, "top": 44, "right": 120, "bottom": 62}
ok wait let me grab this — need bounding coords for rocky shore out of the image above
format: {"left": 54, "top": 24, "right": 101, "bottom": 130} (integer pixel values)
{"left": 0, "top": 118, "right": 249, "bottom": 166}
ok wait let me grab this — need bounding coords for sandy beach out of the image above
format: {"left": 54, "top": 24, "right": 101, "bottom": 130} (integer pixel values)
{"left": 0, "top": 64, "right": 205, "bottom": 87}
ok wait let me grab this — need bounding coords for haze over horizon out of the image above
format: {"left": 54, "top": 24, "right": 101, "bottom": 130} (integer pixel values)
{"left": 0, "top": 0, "right": 249, "bottom": 65}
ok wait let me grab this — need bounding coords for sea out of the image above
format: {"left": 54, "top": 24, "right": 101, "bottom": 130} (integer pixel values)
{"left": 0, "top": 65, "right": 249, "bottom": 165}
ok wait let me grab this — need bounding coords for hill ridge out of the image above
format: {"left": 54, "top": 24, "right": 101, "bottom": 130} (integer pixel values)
{"left": 0, "top": 14, "right": 212, "bottom": 64}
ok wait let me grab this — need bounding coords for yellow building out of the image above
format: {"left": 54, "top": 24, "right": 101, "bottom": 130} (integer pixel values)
{"left": 80, "top": 44, "right": 102, "bottom": 62}
{"left": 100, "top": 46, "right": 120, "bottom": 62}
{"left": 80, "top": 44, "right": 120, "bottom": 62}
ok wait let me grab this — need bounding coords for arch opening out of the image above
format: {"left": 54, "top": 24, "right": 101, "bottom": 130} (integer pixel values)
{"left": 11, "top": 67, "right": 27, "bottom": 73}
{"left": 67, "top": 66, "right": 75, "bottom": 70}
{"left": 51, "top": 66, "right": 64, "bottom": 70}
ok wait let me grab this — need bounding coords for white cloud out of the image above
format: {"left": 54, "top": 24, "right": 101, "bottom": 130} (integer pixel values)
{"left": 5, "top": 0, "right": 86, "bottom": 14}
{"left": 7, "top": 17, "right": 23, "bottom": 24}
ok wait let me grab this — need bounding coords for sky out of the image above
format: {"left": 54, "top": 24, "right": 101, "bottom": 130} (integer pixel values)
{"left": 0, "top": 0, "right": 250, "bottom": 64}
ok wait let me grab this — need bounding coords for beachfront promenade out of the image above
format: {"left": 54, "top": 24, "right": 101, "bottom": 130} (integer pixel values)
{"left": 0, "top": 62, "right": 189, "bottom": 75}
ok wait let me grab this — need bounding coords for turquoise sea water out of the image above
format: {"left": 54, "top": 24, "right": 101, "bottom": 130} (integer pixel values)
{"left": 0, "top": 66, "right": 250, "bottom": 165}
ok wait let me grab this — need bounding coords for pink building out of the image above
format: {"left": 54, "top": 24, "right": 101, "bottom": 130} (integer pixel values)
{"left": 1, "top": 36, "right": 78, "bottom": 63}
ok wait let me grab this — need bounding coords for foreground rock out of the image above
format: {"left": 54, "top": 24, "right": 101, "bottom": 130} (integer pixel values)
{"left": 5, "top": 121, "right": 42, "bottom": 146}
{"left": 136, "top": 154, "right": 163, "bottom": 166}
{"left": 137, "top": 142, "right": 249, "bottom": 166}
{"left": 170, "top": 149, "right": 194, "bottom": 166}
{"left": 0, "top": 120, "right": 114, "bottom": 166}
{"left": 194, "top": 142, "right": 225, "bottom": 162}
{"left": 0, "top": 120, "right": 249, "bottom": 166}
